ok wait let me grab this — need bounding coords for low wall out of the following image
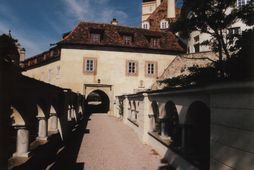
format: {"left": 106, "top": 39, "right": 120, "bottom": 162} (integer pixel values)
{"left": 0, "top": 60, "right": 85, "bottom": 169}
{"left": 117, "top": 81, "right": 254, "bottom": 170}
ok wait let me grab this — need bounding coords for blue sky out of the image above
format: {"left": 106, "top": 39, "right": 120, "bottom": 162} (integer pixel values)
{"left": 0, "top": 0, "right": 182, "bottom": 57}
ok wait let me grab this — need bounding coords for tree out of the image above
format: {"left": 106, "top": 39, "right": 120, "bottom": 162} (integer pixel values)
{"left": 160, "top": 28, "right": 254, "bottom": 88}
{"left": 0, "top": 33, "right": 20, "bottom": 65}
{"left": 171, "top": 0, "right": 254, "bottom": 75}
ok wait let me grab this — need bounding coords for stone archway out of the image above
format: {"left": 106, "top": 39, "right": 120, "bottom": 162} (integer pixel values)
{"left": 185, "top": 101, "right": 210, "bottom": 170}
{"left": 86, "top": 90, "right": 110, "bottom": 114}
{"left": 84, "top": 84, "right": 113, "bottom": 115}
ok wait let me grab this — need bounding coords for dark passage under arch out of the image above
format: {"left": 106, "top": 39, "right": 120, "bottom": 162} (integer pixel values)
{"left": 86, "top": 90, "right": 110, "bottom": 114}
{"left": 185, "top": 101, "right": 210, "bottom": 170}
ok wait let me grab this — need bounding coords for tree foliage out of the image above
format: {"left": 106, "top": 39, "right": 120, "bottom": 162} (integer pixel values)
{"left": 0, "top": 34, "right": 20, "bottom": 65}
{"left": 162, "top": 0, "right": 254, "bottom": 87}
{"left": 171, "top": 0, "right": 254, "bottom": 61}
{"left": 161, "top": 29, "right": 254, "bottom": 87}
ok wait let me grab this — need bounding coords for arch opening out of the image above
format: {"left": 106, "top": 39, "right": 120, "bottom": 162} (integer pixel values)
{"left": 164, "top": 101, "right": 181, "bottom": 147}
{"left": 185, "top": 101, "right": 210, "bottom": 169}
{"left": 151, "top": 101, "right": 160, "bottom": 133}
{"left": 86, "top": 90, "right": 110, "bottom": 114}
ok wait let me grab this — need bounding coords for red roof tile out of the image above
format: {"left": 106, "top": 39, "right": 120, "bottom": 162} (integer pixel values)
{"left": 58, "top": 21, "right": 185, "bottom": 53}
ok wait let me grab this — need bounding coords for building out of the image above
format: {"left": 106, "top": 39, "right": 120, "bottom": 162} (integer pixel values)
{"left": 142, "top": 0, "right": 252, "bottom": 54}
{"left": 22, "top": 21, "right": 185, "bottom": 116}
{"left": 186, "top": 0, "right": 252, "bottom": 53}
{"left": 141, "top": 0, "right": 181, "bottom": 31}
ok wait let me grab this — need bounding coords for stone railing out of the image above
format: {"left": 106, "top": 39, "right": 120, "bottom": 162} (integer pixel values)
{"left": 116, "top": 81, "right": 254, "bottom": 170}
{"left": 0, "top": 59, "right": 85, "bottom": 169}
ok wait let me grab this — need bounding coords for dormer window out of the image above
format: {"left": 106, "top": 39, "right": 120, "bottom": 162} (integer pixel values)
{"left": 142, "top": 21, "right": 150, "bottom": 30}
{"left": 228, "top": 27, "right": 241, "bottom": 36}
{"left": 90, "top": 33, "right": 101, "bottom": 43}
{"left": 123, "top": 35, "right": 133, "bottom": 45}
{"left": 160, "top": 19, "right": 169, "bottom": 30}
{"left": 149, "top": 37, "right": 160, "bottom": 48}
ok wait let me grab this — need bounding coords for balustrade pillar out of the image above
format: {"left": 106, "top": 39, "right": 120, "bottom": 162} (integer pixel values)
{"left": 123, "top": 96, "right": 129, "bottom": 123}
{"left": 37, "top": 117, "right": 48, "bottom": 141}
{"left": 49, "top": 113, "right": 58, "bottom": 133}
{"left": 142, "top": 93, "right": 151, "bottom": 143}
{"left": 67, "top": 106, "right": 72, "bottom": 121}
{"left": 13, "top": 126, "right": 30, "bottom": 157}
{"left": 160, "top": 119, "right": 169, "bottom": 139}
{"left": 71, "top": 106, "right": 77, "bottom": 122}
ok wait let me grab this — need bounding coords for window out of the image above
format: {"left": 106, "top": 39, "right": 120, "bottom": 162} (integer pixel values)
{"left": 146, "top": 61, "right": 157, "bottom": 77}
{"left": 90, "top": 33, "right": 101, "bottom": 43}
{"left": 127, "top": 60, "right": 138, "bottom": 76}
{"left": 142, "top": 21, "right": 150, "bottom": 30}
{"left": 228, "top": 27, "right": 241, "bottom": 36}
{"left": 150, "top": 37, "right": 160, "bottom": 48}
{"left": 123, "top": 35, "right": 133, "bottom": 45}
{"left": 237, "top": 0, "right": 250, "bottom": 7}
{"left": 84, "top": 58, "right": 97, "bottom": 74}
{"left": 160, "top": 19, "right": 169, "bottom": 29}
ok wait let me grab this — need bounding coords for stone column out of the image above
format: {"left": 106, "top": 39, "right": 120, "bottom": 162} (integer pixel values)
{"left": 37, "top": 117, "right": 48, "bottom": 141}
{"left": 67, "top": 106, "right": 72, "bottom": 121}
{"left": 49, "top": 113, "right": 58, "bottom": 133}
{"left": 123, "top": 96, "right": 129, "bottom": 124}
{"left": 13, "top": 126, "right": 30, "bottom": 157}
{"left": 142, "top": 93, "right": 151, "bottom": 143}
{"left": 160, "top": 120, "right": 167, "bottom": 138}
{"left": 71, "top": 106, "right": 77, "bottom": 122}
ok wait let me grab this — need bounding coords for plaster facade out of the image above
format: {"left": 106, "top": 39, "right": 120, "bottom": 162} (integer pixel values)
{"left": 23, "top": 48, "right": 176, "bottom": 115}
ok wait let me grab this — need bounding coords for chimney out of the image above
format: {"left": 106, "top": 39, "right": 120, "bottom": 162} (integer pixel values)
{"left": 156, "top": 0, "right": 161, "bottom": 7}
{"left": 111, "top": 18, "right": 118, "bottom": 25}
{"left": 167, "top": 0, "right": 176, "bottom": 18}
{"left": 19, "top": 48, "right": 26, "bottom": 62}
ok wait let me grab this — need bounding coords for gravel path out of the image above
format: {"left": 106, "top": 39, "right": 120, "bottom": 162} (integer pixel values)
{"left": 77, "top": 114, "right": 163, "bottom": 170}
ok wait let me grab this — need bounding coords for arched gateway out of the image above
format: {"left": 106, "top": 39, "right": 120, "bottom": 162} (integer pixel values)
{"left": 86, "top": 90, "right": 110, "bottom": 113}
{"left": 84, "top": 84, "right": 113, "bottom": 114}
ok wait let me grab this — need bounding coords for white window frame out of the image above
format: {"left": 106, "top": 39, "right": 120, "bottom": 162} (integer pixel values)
{"left": 84, "top": 58, "right": 97, "bottom": 74}
{"left": 142, "top": 21, "right": 150, "bottom": 30}
{"left": 123, "top": 35, "right": 133, "bottom": 45}
{"left": 145, "top": 61, "right": 157, "bottom": 77}
{"left": 126, "top": 60, "right": 138, "bottom": 76}
{"left": 237, "top": 0, "right": 250, "bottom": 7}
{"left": 160, "top": 19, "right": 169, "bottom": 30}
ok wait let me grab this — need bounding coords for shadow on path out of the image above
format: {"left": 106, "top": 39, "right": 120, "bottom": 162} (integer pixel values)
{"left": 12, "top": 115, "right": 91, "bottom": 170}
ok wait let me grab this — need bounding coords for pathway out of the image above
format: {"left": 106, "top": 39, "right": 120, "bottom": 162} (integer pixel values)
{"left": 76, "top": 114, "right": 163, "bottom": 170}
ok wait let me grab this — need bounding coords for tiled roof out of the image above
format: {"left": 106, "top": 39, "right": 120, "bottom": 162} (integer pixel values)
{"left": 58, "top": 21, "right": 185, "bottom": 53}
{"left": 23, "top": 21, "right": 186, "bottom": 69}
{"left": 146, "top": 0, "right": 181, "bottom": 32}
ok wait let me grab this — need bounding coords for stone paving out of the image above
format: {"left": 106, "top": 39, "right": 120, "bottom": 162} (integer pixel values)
{"left": 76, "top": 114, "right": 163, "bottom": 170}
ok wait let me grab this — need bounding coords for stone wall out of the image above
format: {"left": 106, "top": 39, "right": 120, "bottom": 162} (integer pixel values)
{"left": 117, "top": 82, "right": 254, "bottom": 170}
{"left": 152, "top": 51, "right": 218, "bottom": 90}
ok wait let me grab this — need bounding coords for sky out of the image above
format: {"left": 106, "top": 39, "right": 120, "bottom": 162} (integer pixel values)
{"left": 0, "top": 0, "right": 182, "bottom": 58}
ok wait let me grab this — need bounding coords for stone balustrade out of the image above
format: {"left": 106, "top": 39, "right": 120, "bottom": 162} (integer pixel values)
{"left": 116, "top": 81, "right": 254, "bottom": 170}
{"left": 0, "top": 59, "right": 86, "bottom": 169}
